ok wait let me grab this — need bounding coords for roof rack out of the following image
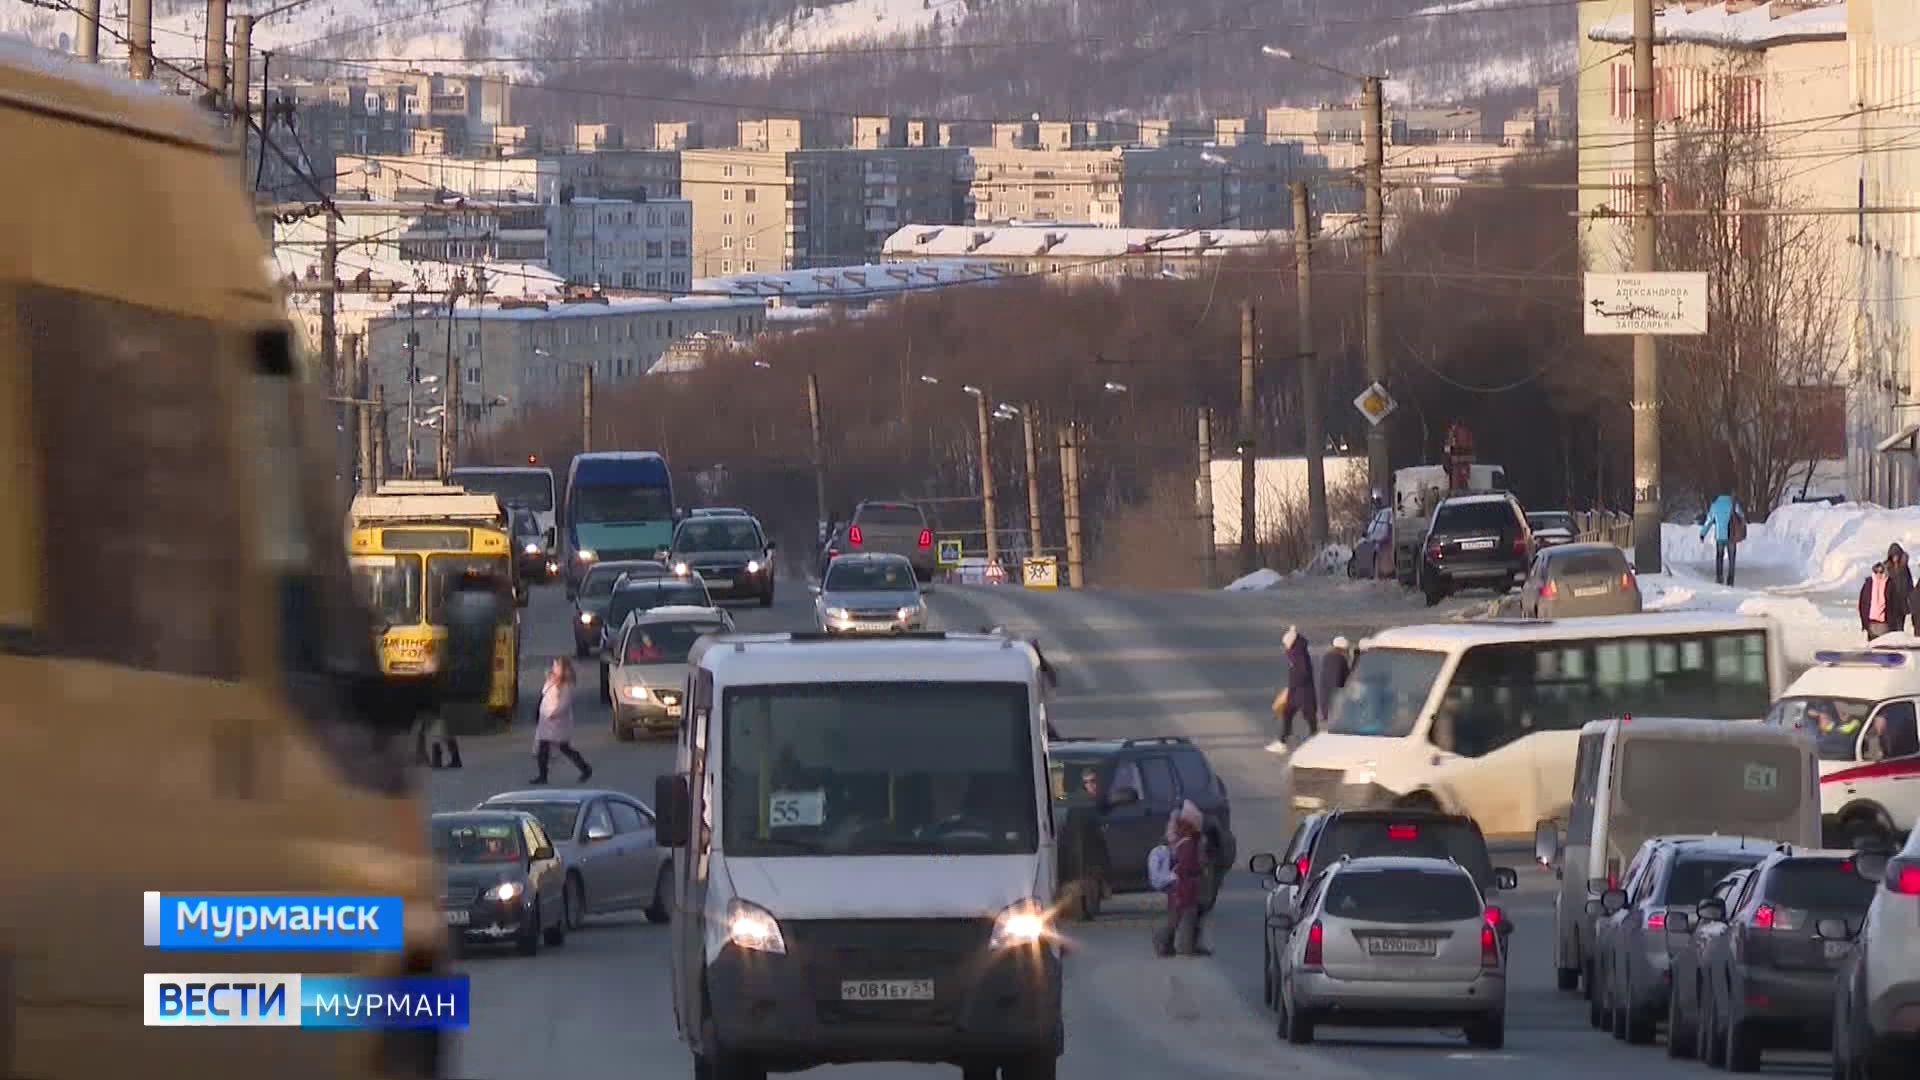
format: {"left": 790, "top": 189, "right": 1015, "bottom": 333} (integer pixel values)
{"left": 782, "top": 631, "right": 951, "bottom": 642}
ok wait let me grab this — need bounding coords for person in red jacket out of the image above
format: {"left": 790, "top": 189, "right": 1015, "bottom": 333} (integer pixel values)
{"left": 1152, "top": 801, "right": 1212, "bottom": 957}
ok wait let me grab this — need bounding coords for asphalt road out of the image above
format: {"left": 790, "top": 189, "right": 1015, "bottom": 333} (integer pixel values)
{"left": 429, "top": 578, "right": 1827, "bottom": 1080}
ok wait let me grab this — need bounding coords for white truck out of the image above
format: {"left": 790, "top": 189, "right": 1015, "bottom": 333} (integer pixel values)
{"left": 1392, "top": 463, "right": 1510, "bottom": 585}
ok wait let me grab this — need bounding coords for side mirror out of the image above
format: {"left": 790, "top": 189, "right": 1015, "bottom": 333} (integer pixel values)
{"left": 1248, "top": 852, "right": 1279, "bottom": 876}
{"left": 1266, "top": 913, "right": 1295, "bottom": 933}
{"left": 1272, "top": 862, "right": 1302, "bottom": 886}
{"left": 1664, "top": 911, "right": 1693, "bottom": 934}
{"left": 1106, "top": 787, "right": 1140, "bottom": 808}
{"left": 1601, "top": 888, "right": 1628, "bottom": 914}
{"left": 438, "top": 577, "right": 505, "bottom": 704}
{"left": 585, "top": 822, "right": 613, "bottom": 842}
{"left": 1696, "top": 898, "right": 1727, "bottom": 923}
{"left": 1585, "top": 898, "right": 1605, "bottom": 916}
{"left": 1854, "top": 851, "right": 1891, "bottom": 882}
{"left": 1494, "top": 866, "right": 1520, "bottom": 891}
{"left": 809, "top": 584, "right": 822, "bottom": 595}
{"left": 532, "top": 845, "right": 555, "bottom": 861}
{"left": 1816, "top": 917, "right": 1854, "bottom": 942}
{"left": 1533, "top": 820, "right": 1562, "bottom": 867}
{"left": 1586, "top": 877, "right": 1610, "bottom": 896}
{"left": 654, "top": 774, "right": 691, "bottom": 847}
{"left": 765, "top": 542, "right": 777, "bottom": 553}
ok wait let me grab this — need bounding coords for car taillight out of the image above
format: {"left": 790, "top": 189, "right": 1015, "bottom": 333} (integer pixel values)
{"left": 1481, "top": 924, "right": 1500, "bottom": 968}
{"left": 1427, "top": 543, "right": 1443, "bottom": 561}
{"left": 1513, "top": 536, "right": 1527, "bottom": 556}
{"left": 1751, "top": 903, "right": 1776, "bottom": 929}
{"left": 1890, "top": 859, "right": 1920, "bottom": 895}
{"left": 1295, "top": 855, "right": 1309, "bottom": 881}
{"left": 1540, "top": 581, "right": 1557, "bottom": 598}
{"left": 848, "top": 525, "right": 863, "bottom": 545}
{"left": 1646, "top": 910, "right": 1666, "bottom": 930}
{"left": 1484, "top": 905, "right": 1503, "bottom": 927}
{"left": 1387, "top": 824, "right": 1418, "bottom": 840}
{"left": 1620, "top": 572, "right": 1635, "bottom": 591}
{"left": 1302, "top": 920, "right": 1324, "bottom": 968}
{"left": 918, "top": 528, "right": 932, "bottom": 548}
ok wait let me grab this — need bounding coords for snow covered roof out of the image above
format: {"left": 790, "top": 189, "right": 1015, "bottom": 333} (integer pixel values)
{"left": 366, "top": 293, "right": 765, "bottom": 324}
{"left": 880, "top": 224, "right": 1287, "bottom": 259}
{"left": 693, "top": 262, "right": 1004, "bottom": 302}
{"left": 1589, "top": 1, "right": 1846, "bottom": 50}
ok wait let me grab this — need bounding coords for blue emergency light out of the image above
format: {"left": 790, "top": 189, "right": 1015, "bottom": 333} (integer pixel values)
{"left": 1812, "top": 650, "right": 1908, "bottom": 667}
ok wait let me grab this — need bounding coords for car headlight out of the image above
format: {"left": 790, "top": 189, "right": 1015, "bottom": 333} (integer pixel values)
{"left": 524, "top": 543, "right": 540, "bottom": 555}
{"left": 989, "top": 898, "right": 1050, "bottom": 949}
{"left": 484, "top": 881, "right": 523, "bottom": 903}
{"left": 746, "top": 560, "right": 761, "bottom": 573}
{"left": 897, "top": 606, "right": 920, "bottom": 621}
{"left": 673, "top": 561, "right": 690, "bottom": 576}
{"left": 578, "top": 612, "right": 596, "bottom": 625}
{"left": 624, "top": 685, "right": 653, "bottom": 702}
{"left": 726, "top": 898, "right": 786, "bottom": 955}
{"left": 825, "top": 607, "right": 850, "bottom": 620}
{"left": 576, "top": 549, "right": 597, "bottom": 563}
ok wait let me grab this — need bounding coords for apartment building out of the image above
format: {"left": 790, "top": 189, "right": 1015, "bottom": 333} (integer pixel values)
{"left": 969, "top": 142, "right": 1310, "bottom": 230}
{"left": 336, "top": 148, "right": 681, "bottom": 202}
{"left": 545, "top": 196, "right": 694, "bottom": 291}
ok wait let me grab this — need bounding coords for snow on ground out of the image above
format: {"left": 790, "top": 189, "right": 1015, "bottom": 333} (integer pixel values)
{"left": 754, "top": 0, "right": 960, "bottom": 51}
{"left": 1225, "top": 568, "right": 1284, "bottom": 592}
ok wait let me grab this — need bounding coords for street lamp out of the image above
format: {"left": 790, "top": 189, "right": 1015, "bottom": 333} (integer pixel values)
{"left": 535, "top": 346, "right": 594, "bottom": 451}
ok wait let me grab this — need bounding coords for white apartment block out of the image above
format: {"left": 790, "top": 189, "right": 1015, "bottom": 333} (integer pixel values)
{"left": 544, "top": 197, "right": 693, "bottom": 292}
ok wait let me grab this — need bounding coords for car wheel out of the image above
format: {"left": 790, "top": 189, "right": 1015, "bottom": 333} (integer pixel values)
{"left": 1284, "top": 995, "right": 1315, "bottom": 1045}
{"left": 564, "top": 873, "right": 586, "bottom": 931}
{"left": 599, "top": 665, "right": 611, "bottom": 704}
{"left": 543, "top": 901, "right": 567, "bottom": 947}
{"left": 1610, "top": 964, "right": 1628, "bottom": 1040}
{"left": 1625, "top": 979, "right": 1656, "bottom": 1044}
{"left": 1464, "top": 1014, "right": 1505, "bottom": 1050}
{"left": 1000, "top": 1051, "right": 1056, "bottom": 1080}
{"left": 1556, "top": 963, "right": 1580, "bottom": 992}
{"left": 1725, "top": 1013, "right": 1761, "bottom": 1073}
{"left": 646, "top": 862, "right": 672, "bottom": 924}
{"left": 613, "top": 714, "right": 634, "bottom": 741}
{"left": 516, "top": 900, "right": 541, "bottom": 956}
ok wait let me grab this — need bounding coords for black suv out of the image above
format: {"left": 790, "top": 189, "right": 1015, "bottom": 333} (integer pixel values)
{"left": 1047, "top": 736, "right": 1238, "bottom": 921}
{"left": 1420, "top": 493, "right": 1532, "bottom": 605}
{"left": 1691, "top": 845, "right": 1878, "bottom": 1069}
{"left": 668, "top": 513, "right": 776, "bottom": 606}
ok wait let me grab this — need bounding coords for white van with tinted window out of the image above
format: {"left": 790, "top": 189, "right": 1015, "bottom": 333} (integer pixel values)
{"left": 1533, "top": 716, "right": 1819, "bottom": 995}
{"left": 1291, "top": 612, "right": 1786, "bottom": 837}
{"left": 653, "top": 631, "right": 1062, "bottom": 1080}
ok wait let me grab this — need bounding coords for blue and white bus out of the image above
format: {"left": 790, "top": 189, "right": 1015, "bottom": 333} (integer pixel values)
{"left": 562, "top": 451, "right": 677, "bottom": 594}
{"left": 450, "top": 463, "right": 557, "bottom": 545}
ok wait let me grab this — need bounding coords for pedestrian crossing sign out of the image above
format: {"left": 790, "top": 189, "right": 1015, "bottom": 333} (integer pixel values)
{"left": 936, "top": 538, "right": 963, "bottom": 567}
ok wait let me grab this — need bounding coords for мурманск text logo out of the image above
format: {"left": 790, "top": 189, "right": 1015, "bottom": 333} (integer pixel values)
{"left": 143, "top": 892, "right": 404, "bottom": 951}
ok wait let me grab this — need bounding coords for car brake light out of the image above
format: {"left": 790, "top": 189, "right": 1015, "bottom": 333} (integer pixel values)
{"left": 1480, "top": 925, "right": 1500, "bottom": 968}
{"left": 918, "top": 528, "right": 933, "bottom": 548}
{"left": 1295, "top": 855, "right": 1309, "bottom": 880}
{"left": 1752, "top": 903, "right": 1775, "bottom": 929}
{"left": 1387, "top": 824, "right": 1418, "bottom": 840}
{"left": 1888, "top": 859, "right": 1920, "bottom": 895}
{"left": 1427, "top": 543, "right": 1443, "bottom": 561}
{"left": 848, "top": 525, "right": 863, "bottom": 545}
{"left": 1540, "top": 581, "right": 1558, "bottom": 598}
{"left": 1646, "top": 910, "right": 1666, "bottom": 930}
{"left": 1303, "top": 920, "right": 1324, "bottom": 967}
{"left": 1620, "top": 572, "right": 1635, "bottom": 590}
{"left": 1484, "top": 905, "right": 1503, "bottom": 926}
{"left": 1513, "top": 536, "right": 1527, "bottom": 556}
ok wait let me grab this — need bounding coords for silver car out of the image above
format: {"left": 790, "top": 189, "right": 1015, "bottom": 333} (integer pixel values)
{"left": 1519, "top": 542, "right": 1643, "bottom": 618}
{"left": 813, "top": 552, "right": 927, "bottom": 634}
{"left": 476, "top": 789, "right": 672, "bottom": 931}
{"left": 608, "top": 606, "right": 733, "bottom": 740}
{"left": 1271, "top": 855, "right": 1510, "bottom": 1048}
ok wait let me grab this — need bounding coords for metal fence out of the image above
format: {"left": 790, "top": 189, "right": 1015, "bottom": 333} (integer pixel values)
{"left": 1575, "top": 511, "right": 1633, "bottom": 548}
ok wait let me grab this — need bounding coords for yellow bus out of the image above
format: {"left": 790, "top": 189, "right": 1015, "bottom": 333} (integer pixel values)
{"left": 348, "top": 491, "right": 525, "bottom": 726}
{"left": 1, "top": 41, "right": 501, "bottom": 1078}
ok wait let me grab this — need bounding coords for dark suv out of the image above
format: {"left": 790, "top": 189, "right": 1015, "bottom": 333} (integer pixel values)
{"left": 1047, "top": 736, "right": 1237, "bottom": 921}
{"left": 1420, "top": 493, "right": 1532, "bottom": 605}
{"left": 1691, "top": 845, "right": 1878, "bottom": 1069}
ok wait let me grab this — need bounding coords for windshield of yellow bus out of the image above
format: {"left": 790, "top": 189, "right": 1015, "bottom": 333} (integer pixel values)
{"left": 350, "top": 554, "right": 423, "bottom": 629}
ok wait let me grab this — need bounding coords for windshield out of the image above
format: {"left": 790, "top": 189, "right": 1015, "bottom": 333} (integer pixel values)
{"left": 455, "top": 471, "right": 554, "bottom": 511}
{"left": 1771, "top": 696, "right": 1874, "bottom": 760}
{"left": 1314, "top": 819, "right": 1495, "bottom": 886}
{"left": 511, "top": 511, "right": 541, "bottom": 539}
{"left": 485, "top": 802, "right": 579, "bottom": 840}
{"left": 350, "top": 554, "right": 423, "bottom": 628}
{"left": 675, "top": 520, "right": 763, "bottom": 553}
{"left": 574, "top": 485, "right": 673, "bottom": 524}
{"left": 825, "top": 560, "right": 918, "bottom": 592}
{"left": 609, "top": 583, "right": 710, "bottom": 627}
{"left": 623, "top": 620, "right": 723, "bottom": 664}
{"left": 855, "top": 504, "right": 926, "bottom": 528}
{"left": 425, "top": 554, "right": 512, "bottom": 623}
{"left": 1434, "top": 501, "right": 1514, "bottom": 534}
{"left": 1665, "top": 854, "right": 1765, "bottom": 905}
{"left": 432, "top": 819, "right": 524, "bottom": 864}
{"left": 1766, "top": 860, "right": 1879, "bottom": 910}
{"left": 1549, "top": 549, "right": 1629, "bottom": 577}
{"left": 1613, "top": 738, "right": 1807, "bottom": 859}
{"left": 581, "top": 563, "right": 652, "bottom": 599}
{"left": 721, "top": 681, "right": 1038, "bottom": 857}
{"left": 1324, "top": 869, "right": 1482, "bottom": 923}
{"left": 1326, "top": 648, "right": 1448, "bottom": 737}
{"left": 1049, "top": 757, "right": 1108, "bottom": 804}
{"left": 1529, "top": 513, "right": 1576, "bottom": 532}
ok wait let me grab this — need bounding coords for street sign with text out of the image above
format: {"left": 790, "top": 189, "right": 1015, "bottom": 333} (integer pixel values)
{"left": 1583, "top": 272, "right": 1709, "bottom": 335}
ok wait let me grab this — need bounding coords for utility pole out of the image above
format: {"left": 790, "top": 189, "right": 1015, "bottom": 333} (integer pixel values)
{"left": 1362, "top": 74, "right": 1390, "bottom": 500}
{"left": 974, "top": 391, "right": 999, "bottom": 568}
{"left": 348, "top": 334, "right": 372, "bottom": 494}
{"left": 1630, "top": 0, "right": 1662, "bottom": 573}
{"left": 405, "top": 307, "right": 418, "bottom": 479}
{"left": 76, "top": 0, "right": 99, "bottom": 62}
{"left": 581, "top": 364, "right": 594, "bottom": 453}
{"left": 127, "top": 0, "right": 152, "bottom": 78}
{"left": 1238, "top": 298, "right": 1258, "bottom": 575}
{"left": 1022, "top": 405, "right": 1043, "bottom": 561}
{"left": 1059, "top": 422, "right": 1085, "bottom": 588}
{"left": 806, "top": 371, "right": 827, "bottom": 539}
{"left": 231, "top": 14, "right": 253, "bottom": 180}
{"left": 1197, "top": 408, "right": 1217, "bottom": 587}
{"left": 370, "top": 385, "right": 386, "bottom": 488}
{"left": 439, "top": 300, "right": 459, "bottom": 480}
{"left": 1295, "top": 180, "right": 1329, "bottom": 549}
{"left": 205, "top": 0, "right": 227, "bottom": 103}
{"left": 321, "top": 215, "right": 339, "bottom": 394}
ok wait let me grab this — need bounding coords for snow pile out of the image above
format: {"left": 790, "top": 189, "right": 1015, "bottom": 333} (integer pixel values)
{"left": 1225, "top": 568, "right": 1284, "bottom": 592}
{"left": 1751, "top": 502, "right": 1920, "bottom": 593}
{"left": 1658, "top": 519, "right": 1802, "bottom": 576}
{"left": 1295, "top": 543, "right": 1355, "bottom": 578}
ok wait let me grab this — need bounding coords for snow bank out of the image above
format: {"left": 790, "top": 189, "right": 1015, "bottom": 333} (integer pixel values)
{"left": 1753, "top": 502, "right": 1920, "bottom": 592}
{"left": 1296, "top": 543, "right": 1355, "bottom": 578}
{"left": 1225, "top": 569, "right": 1284, "bottom": 591}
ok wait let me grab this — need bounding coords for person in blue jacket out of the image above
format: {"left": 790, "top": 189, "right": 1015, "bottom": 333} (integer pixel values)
{"left": 1700, "top": 491, "right": 1745, "bottom": 586}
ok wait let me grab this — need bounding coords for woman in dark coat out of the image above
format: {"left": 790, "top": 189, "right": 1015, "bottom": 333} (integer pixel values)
{"left": 1270, "top": 626, "right": 1317, "bottom": 750}
{"left": 1888, "top": 544, "right": 1913, "bottom": 634}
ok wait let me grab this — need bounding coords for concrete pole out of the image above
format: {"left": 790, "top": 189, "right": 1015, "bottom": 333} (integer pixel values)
{"left": 127, "top": 0, "right": 152, "bottom": 78}
{"left": 371, "top": 385, "right": 387, "bottom": 488}
{"left": 1198, "top": 408, "right": 1216, "bottom": 587}
{"left": 1022, "top": 405, "right": 1044, "bottom": 561}
{"left": 1239, "top": 299, "right": 1258, "bottom": 574}
{"left": 205, "top": 0, "right": 227, "bottom": 102}
{"left": 1630, "top": 0, "right": 1663, "bottom": 574}
{"left": 1063, "top": 423, "right": 1085, "bottom": 588}
{"left": 583, "top": 364, "right": 595, "bottom": 452}
{"left": 806, "top": 371, "right": 827, "bottom": 537}
{"left": 231, "top": 15, "right": 253, "bottom": 181}
{"left": 76, "top": 0, "right": 99, "bottom": 62}
{"left": 1362, "top": 75, "right": 1389, "bottom": 499}
{"left": 1295, "top": 180, "right": 1329, "bottom": 549}
{"left": 975, "top": 391, "right": 999, "bottom": 569}
{"left": 349, "top": 335, "right": 373, "bottom": 494}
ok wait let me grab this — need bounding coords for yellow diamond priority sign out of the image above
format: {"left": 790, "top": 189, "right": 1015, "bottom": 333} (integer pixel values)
{"left": 1353, "top": 381, "right": 1397, "bottom": 427}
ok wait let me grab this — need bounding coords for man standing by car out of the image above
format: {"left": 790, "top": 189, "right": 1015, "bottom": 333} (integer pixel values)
{"left": 1699, "top": 490, "right": 1745, "bottom": 586}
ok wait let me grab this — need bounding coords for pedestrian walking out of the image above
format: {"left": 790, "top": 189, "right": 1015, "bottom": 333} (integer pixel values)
{"left": 1887, "top": 544, "right": 1913, "bottom": 634}
{"left": 1862, "top": 562, "right": 1896, "bottom": 641}
{"left": 1268, "top": 626, "right": 1317, "bottom": 753}
{"left": 530, "top": 658, "right": 592, "bottom": 785}
{"left": 1699, "top": 491, "right": 1746, "bottom": 586}
{"left": 1152, "top": 800, "right": 1212, "bottom": 958}
{"left": 1318, "top": 636, "right": 1352, "bottom": 721}
{"left": 414, "top": 712, "right": 462, "bottom": 770}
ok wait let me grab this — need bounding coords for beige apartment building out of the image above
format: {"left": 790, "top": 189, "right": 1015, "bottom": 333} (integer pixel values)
{"left": 969, "top": 142, "right": 1309, "bottom": 230}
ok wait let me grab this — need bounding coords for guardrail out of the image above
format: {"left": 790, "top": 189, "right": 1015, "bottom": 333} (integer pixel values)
{"left": 1574, "top": 510, "right": 1632, "bottom": 548}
